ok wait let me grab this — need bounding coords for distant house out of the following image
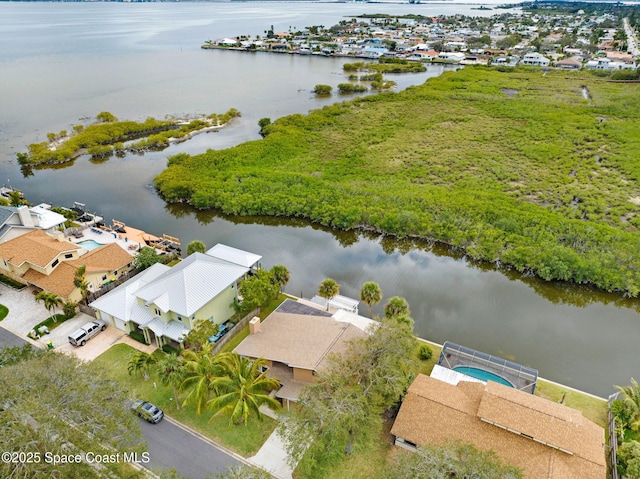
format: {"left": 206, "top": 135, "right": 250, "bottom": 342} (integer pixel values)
{"left": 0, "top": 204, "right": 66, "bottom": 243}
{"left": 90, "top": 244, "right": 260, "bottom": 349}
{"left": 436, "top": 52, "right": 465, "bottom": 63}
{"left": 0, "top": 229, "right": 133, "bottom": 302}
{"left": 234, "top": 299, "right": 373, "bottom": 408}
{"left": 521, "top": 52, "right": 551, "bottom": 67}
{"left": 390, "top": 374, "right": 606, "bottom": 479}
{"left": 556, "top": 57, "right": 582, "bottom": 70}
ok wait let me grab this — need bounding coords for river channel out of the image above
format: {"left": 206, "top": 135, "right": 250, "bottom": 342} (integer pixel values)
{"left": 0, "top": 2, "right": 638, "bottom": 397}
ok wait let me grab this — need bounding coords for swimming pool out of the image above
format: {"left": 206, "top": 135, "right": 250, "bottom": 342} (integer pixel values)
{"left": 78, "top": 239, "right": 104, "bottom": 251}
{"left": 453, "top": 366, "right": 514, "bottom": 388}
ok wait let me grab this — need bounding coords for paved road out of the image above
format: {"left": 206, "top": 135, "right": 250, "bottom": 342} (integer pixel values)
{"left": 139, "top": 416, "right": 241, "bottom": 479}
{"left": 0, "top": 326, "right": 30, "bottom": 348}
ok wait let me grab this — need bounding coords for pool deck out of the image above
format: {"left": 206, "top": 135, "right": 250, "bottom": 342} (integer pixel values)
{"left": 67, "top": 224, "right": 156, "bottom": 256}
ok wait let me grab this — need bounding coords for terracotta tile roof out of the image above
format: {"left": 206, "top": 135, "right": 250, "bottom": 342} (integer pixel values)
{"left": 390, "top": 374, "right": 606, "bottom": 479}
{"left": 70, "top": 243, "right": 132, "bottom": 272}
{"left": 23, "top": 262, "right": 77, "bottom": 298}
{"left": 0, "top": 229, "right": 79, "bottom": 268}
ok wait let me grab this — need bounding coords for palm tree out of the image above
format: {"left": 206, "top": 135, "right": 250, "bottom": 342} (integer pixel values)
{"left": 35, "top": 291, "right": 64, "bottom": 322}
{"left": 271, "top": 265, "right": 290, "bottom": 293}
{"left": 207, "top": 353, "right": 281, "bottom": 426}
{"left": 186, "top": 240, "right": 206, "bottom": 256}
{"left": 73, "top": 265, "right": 89, "bottom": 302}
{"left": 318, "top": 278, "right": 340, "bottom": 310}
{"left": 157, "top": 353, "right": 186, "bottom": 410}
{"left": 180, "top": 344, "right": 226, "bottom": 414}
{"left": 615, "top": 378, "right": 640, "bottom": 431}
{"left": 383, "top": 296, "right": 410, "bottom": 320}
{"left": 127, "top": 351, "right": 157, "bottom": 380}
{"left": 360, "top": 282, "right": 382, "bottom": 317}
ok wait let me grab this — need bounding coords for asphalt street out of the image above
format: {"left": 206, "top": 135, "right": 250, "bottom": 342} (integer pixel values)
{"left": 139, "top": 416, "right": 241, "bottom": 479}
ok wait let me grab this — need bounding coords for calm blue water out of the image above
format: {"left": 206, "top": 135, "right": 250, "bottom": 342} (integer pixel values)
{"left": 454, "top": 366, "right": 514, "bottom": 388}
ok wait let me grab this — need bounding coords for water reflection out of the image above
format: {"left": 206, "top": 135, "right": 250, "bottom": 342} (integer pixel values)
{"left": 164, "top": 201, "right": 640, "bottom": 312}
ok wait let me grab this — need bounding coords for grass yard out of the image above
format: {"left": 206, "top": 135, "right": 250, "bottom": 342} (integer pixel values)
{"left": 534, "top": 378, "right": 608, "bottom": 428}
{"left": 0, "top": 304, "right": 8, "bottom": 321}
{"left": 93, "top": 343, "right": 276, "bottom": 457}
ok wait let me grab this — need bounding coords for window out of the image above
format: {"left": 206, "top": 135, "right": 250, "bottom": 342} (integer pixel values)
{"left": 154, "top": 308, "right": 161, "bottom": 316}
{"left": 259, "top": 365, "right": 269, "bottom": 374}
{"left": 64, "top": 253, "right": 73, "bottom": 259}
{"left": 177, "top": 316, "right": 182, "bottom": 322}
{"left": 102, "top": 275, "right": 107, "bottom": 281}
{"left": 113, "top": 270, "right": 118, "bottom": 275}
{"left": 51, "top": 259, "right": 59, "bottom": 268}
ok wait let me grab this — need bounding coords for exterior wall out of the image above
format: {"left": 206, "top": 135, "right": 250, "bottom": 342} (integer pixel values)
{"left": 140, "top": 297, "right": 169, "bottom": 323}
{"left": 190, "top": 284, "right": 238, "bottom": 328}
{"left": 293, "top": 368, "right": 316, "bottom": 383}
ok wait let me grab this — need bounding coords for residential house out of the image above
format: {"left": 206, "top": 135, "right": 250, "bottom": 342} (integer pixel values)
{"left": 0, "top": 229, "right": 133, "bottom": 302}
{"left": 234, "top": 299, "right": 373, "bottom": 409}
{"left": 556, "top": 57, "right": 582, "bottom": 70}
{"left": 391, "top": 374, "right": 606, "bottom": 479}
{"left": 0, "top": 204, "right": 66, "bottom": 243}
{"left": 24, "top": 242, "right": 133, "bottom": 302}
{"left": 521, "top": 52, "right": 551, "bottom": 67}
{"left": 90, "top": 244, "right": 260, "bottom": 348}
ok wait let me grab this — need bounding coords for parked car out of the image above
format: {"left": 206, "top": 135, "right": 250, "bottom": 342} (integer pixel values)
{"left": 208, "top": 322, "right": 230, "bottom": 343}
{"left": 68, "top": 320, "right": 106, "bottom": 347}
{"left": 131, "top": 400, "right": 164, "bottom": 424}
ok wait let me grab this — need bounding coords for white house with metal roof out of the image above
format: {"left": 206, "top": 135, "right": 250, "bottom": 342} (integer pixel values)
{"left": 0, "top": 205, "right": 67, "bottom": 243}
{"left": 90, "top": 244, "right": 259, "bottom": 348}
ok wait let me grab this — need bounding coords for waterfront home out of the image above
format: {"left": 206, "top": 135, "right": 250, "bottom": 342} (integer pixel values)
{"left": 0, "top": 229, "right": 133, "bottom": 302}
{"left": 521, "top": 52, "right": 551, "bottom": 67}
{"left": 0, "top": 204, "right": 66, "bottom": 242}
{"left": 90, "top": 244, "right": 260, "bottom": 349}
{"left": 234, "top": 299, "right": 373, "bottom": 409}
{"left": 556, "top": 57, "right": 583, "bottom": 70}
{"left": 391, "top": 374, "right": 606, "bottom": 479}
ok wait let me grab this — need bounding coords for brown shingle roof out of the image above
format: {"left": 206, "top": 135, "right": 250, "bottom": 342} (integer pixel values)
{"left": 234, "top": 311, "right": 367, "bottom": 372}
{"left": 69, "top": 243, "right": 132, "bottom": 272}
{"left": 0, "top": 229, "right": 79, "bottom": 268}
{"left": 23, "top": 243, "right": 132, "bottom": 299}
{"left": 23, "top": 262, "right": 77, "bottom": 298}
{"left": 390, "top": 374, "right": 606, "bottom": 479}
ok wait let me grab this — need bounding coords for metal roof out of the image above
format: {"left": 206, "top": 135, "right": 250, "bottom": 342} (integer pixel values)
{"left": 205, "top": 243, "right": 262, "bottom": 269}
{"left": 134, "top": 252, "right": 249, "bottom": 317}
{"left": 89, "top": 263, "right": 170, "bottom": 321}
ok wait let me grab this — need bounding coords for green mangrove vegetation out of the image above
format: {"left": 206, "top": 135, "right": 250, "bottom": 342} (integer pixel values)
{"left": 17, "top": 109, "right": 240, "bottom": 166}
{"left": 343, "top": 58, "right": 426, "bottom": 74}
{"left": 154, "top": 67, "right": 640, "bottom": 296}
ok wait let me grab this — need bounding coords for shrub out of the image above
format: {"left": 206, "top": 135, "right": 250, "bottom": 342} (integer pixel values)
{"left": 313, "top": 84, "right": 333, "bottom": 95}
{"left": 337, "top": 83, "right": 368, "bottom": 93}
{"left": 129, "top": 331, "right": 148, "bottom": 345}
{"left": 162, "top": 344, "right": 180, "bottom": 355}
{"left": 63, "top": 301, "right": 77, "bottom": 319}
{"left": 419, "top": 344, "right": 433, "bottom": 361}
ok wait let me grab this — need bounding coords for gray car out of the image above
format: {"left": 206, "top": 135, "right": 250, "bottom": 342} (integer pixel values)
{"left": 131, "top": 400, "right": 164, "bottom": 424}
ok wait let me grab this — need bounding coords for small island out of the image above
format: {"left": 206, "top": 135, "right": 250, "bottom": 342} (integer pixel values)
{"left": 16, "top": 109, "right": 240, "bottom": 167}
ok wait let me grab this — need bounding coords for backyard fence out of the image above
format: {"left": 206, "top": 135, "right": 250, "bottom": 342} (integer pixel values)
{"left": 608, "top": 392, "right": 620, "bottom": 479}
{"left": 211, "top": 308, "right": 259, "bottom": 354}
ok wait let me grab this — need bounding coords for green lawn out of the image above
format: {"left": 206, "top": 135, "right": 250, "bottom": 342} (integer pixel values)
{"left": 534, "top": 379, "right": 608, "bottom": 428}
{"left": 93, "top": 343, "right": 276, "bottom": 457}
{"left": 0, "top": 304, "right": 8, "bottom": 321}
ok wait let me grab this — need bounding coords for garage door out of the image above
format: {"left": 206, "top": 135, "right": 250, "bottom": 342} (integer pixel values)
{"left": 106, "top": 314, "right": 126, "bottom": 331}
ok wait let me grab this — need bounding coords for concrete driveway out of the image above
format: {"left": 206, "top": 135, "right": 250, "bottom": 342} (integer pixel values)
{"left": 0, "top": 284, "right": 50, "bottom": 336}
{"left": 0, "top": 284, "right": 155, "bottom": 360}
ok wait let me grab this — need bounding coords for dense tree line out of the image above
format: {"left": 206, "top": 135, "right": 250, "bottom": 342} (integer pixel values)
{"left": 154, "top": 67, "right": 640, "bottom": 296}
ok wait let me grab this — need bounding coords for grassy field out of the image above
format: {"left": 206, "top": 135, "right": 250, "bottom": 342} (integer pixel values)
{"left": 93, "top": 344, "right": 276, "bottom": 457}
{"left": 155, "top": 66, "right": 640, "bottom": 296}
{"left": 534, "top": 378, "right": 608, "bottom": 428}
